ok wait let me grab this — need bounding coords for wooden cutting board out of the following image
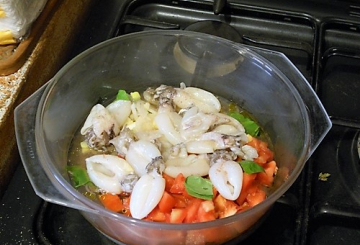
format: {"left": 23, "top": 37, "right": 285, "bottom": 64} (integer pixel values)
{"left": 0, "top": 0, "right": 60, "bottom": 76}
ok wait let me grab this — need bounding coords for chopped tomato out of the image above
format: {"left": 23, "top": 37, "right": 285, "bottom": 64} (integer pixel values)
{"left": 184, "top": 198, "right": 202, "bottom": 223}
{"left": 158, "top": 191, "right": 176, "bottom": 213}
{"left": 169, "top": 173, "right": 193, "bottom": 198}
{"left": 214, "top": 194, "right": 227, "bottom": 212}
{"left": 214, "top": 195, "right": 239, "bottom": 218}
{"left": 145, "top": 206, "right": 167, "bottom": 222}
{"left": 197, "top": 200, "right": 216, "bottom": 222}
{"left": 246, "top": 187, "right": 266, "bottom": 207}
{"left": 238, "top": 201, "right": 250, "bottom": 212}
{"left": 97, "top": 135, "right": 278, "bottom": 224}
{"left": 172, "top": 194, "right": 188, "bottom": 208}
{"left": 246, "top": 136, "right": 260, "bottom": 149}
{"left": 255, "top": 154, "right": 271, "bottom": 165}
{"left": 163, "top": 173, "right": 175, "bottom": 192}
{"left": 243, "top": 173, "right": 257, "bottom": 190}
{"left": 99, "top": 193, "right": 124, "bottom": 213}
{"left": 256, "top": 160, "right": 277, "bottom": 186}
{"left": 236, "top": 173, "right": 257, "bottom": 206}
{"left": 170, "top": 208, "right": 187, "bottom": 223}
{"left": 169, "top": 173, "right": 186, "bottom": 194}
{"left": 236, "top": 181, "right": 259, "bottom": 206}
{"left": 236, "top": 188, "right": 248, "bottom": 206}
{"left": 225, "top": 201, "right": 239, "bottom": 216}
{"left": 247, "top": 137, "right": 274, "bottom": 165}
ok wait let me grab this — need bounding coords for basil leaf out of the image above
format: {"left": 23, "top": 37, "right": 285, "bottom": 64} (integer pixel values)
{"left": 67, "top": 165, "right": 91, "bottom": 188}
{"left": 185, "top": 176, "right": 213, "bottom": 200}
{"left": 115, "top": 89, "right": 130, "bottom": 101}
{"left": 239, "top": 160, "right": 264, "bottom": 174}
{"left": 228, "top": 112, "right": 260, "bottom": 137}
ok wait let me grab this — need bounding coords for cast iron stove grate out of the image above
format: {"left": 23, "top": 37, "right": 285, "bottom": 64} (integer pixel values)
{"left": 1, "top": 0, "right": 360, "bottom": 244}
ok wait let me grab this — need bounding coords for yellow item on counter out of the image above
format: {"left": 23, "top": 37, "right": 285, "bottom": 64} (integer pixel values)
{"left": 0, "top": 7, "right": 5, "bottom": 18}
{"left": 0, "top": 0, "right": 47, "bottom": 45}
{"left": 0, "top": 30, "right": 15, "bottom": 45}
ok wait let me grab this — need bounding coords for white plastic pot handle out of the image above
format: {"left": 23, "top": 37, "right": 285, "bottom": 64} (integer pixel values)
{"left": 14, "top": 81, "right": 98, "bottom": 214}
{"left": 252, "top": 47, "right": 332, "bottom": 159}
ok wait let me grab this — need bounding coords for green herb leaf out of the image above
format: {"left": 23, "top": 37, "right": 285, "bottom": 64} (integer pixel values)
{"left": 228, "top": 112, "right": 260, "bottom": 136}
{"left": 239, "top": 160, "right": 264, "bottom": 174}
{"left": 67, "top": 165, "right": 91, "bottom": 188}
{"left": 115, "top": 89, "right": 130, "bottom": 101}
{"left": 185, "top": 176, "right": 213, "bottom": 200}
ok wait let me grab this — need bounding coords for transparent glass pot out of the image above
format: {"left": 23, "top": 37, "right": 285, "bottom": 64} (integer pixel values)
{"left": 15, "top": 31, "right": 331, "bottom": 245}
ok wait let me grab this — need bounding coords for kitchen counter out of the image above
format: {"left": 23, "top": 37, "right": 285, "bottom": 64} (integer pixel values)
{"left": 0, "top": 0, "right": 94, "bottom": 197}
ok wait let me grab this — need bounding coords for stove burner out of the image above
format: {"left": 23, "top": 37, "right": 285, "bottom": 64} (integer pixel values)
{"left": 184, "top": 20, "right": 241, "bottom": 43}
{"left": 174, "top": 21, "right": 243, "bottom": 77}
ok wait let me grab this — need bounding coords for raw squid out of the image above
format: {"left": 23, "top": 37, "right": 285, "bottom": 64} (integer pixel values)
{"left": 211, "top": 112, "right": 247, "bottom": 137}
{"left": 164, "top": 150, "right": 210, "bottom": 178}
{"left": 179, "top": 106, "right": 217, "bottom": 141}
{"left": 130, "top": 173, "right": 165, "bottom": 219}
{"left": 143, "top": 85, "right": 177, "bottom": 113}
{"left": 154, "top": 112, "right": 183, "bottom": 145}
{"left": 106, "top": 99, "right": 132, "bottom": 127}
{"left": 109, "top": 128, "right": 136, "bottom": 156}
{"left": 144, "top": 83, "right": 221, "bottom": 113}
{"left": 85, "top": 154, "right": 134, "bottom": 194}
{"left": 126, "top": 139, "right": 162, "bottom": 176}
{"left": 81, "top": 104, "right": 120, "bottom": 150}
{"left": 241, "top": 145, "right": 259, "bottom": 160}
{"left": 184, "top": 132, "right": 239, "bottom": 154}
{"left": 173, "top": 86, "right": 221, "bottom": 113}
{"left": 209, "top": 159, "right": 243, "bottom": 200}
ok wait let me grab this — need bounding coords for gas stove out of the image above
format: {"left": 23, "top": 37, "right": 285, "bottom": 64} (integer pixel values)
{"left": 1, "top": 0, "right": 360, "bottom": 244}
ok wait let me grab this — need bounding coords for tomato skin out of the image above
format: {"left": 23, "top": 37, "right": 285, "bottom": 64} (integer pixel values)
{"left": 243, "top": 173, "right": 257, "bottom": 190}
{"left": 158, "top": 191, "right": 176, "bottom": 213}
{"left": 163, "top": 173, "right": 175, "bottom": 192}
{"left": 184, "top": 198, "right": 202, "bottom": 223}
{"left": 169, "top": 173, "right": 186, "bottom": 194}
{"left": 169, "top": 173, "right": 193, "bottom": 198}
{"left": 236, "top": 189, "right": 247, "bottom": 206}
{"left": 236, "top": 173, "right": 257, "bottom": 206}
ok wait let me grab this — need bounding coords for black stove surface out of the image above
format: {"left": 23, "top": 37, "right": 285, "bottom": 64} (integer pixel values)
{"left": 1, "top": 0, "right": 360, "bottom": 244}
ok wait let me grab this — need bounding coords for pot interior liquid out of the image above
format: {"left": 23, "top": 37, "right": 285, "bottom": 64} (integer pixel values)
{"left": 67, "top": 88, "right": 274, "bottom": 208}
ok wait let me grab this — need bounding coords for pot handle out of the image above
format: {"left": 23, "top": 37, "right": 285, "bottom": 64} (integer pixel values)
{"left": 252, "top": 47, "right": 332, "bottom": 159}
{"left": 14, "top": 82, "right": 99, "bottom": 215}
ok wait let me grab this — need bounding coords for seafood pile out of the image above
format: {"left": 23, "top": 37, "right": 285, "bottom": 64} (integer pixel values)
{"left": 71, "top": 83, "right": 276, "bottom": 221}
